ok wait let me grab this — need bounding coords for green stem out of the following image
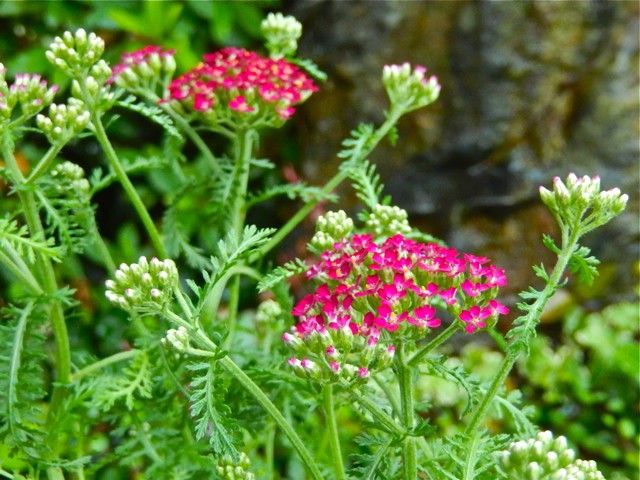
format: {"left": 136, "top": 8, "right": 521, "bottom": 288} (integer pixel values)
{"left": 71, "top": 349, "right": 139, "bottom": 382}
{"left": 323, "top": 384, "right": 346, "bottom": 480}
{"left": 464, "top": 227, "right": 579, "bottom": 435}
{"left": 142, "top": 91, "right": 221, "bottom": 176}
{"left": 0, "top": 247, "right": 43, "bottom": 294}
{"left": 252, "top": 106, "right": 405, "bottom": 262}
{"left": 373, "top": 374, "right": 401, "bottom": 418}
{"left": 1, "top": 136, "right": 71, "bottom": 448}
{"left": 397, "top": 344, "right": 417, "bottom": 480}
{"left": 265, "top": 422, "right": 276, "bottom": 480}
{"left": 351, "top": 389, "right": 405, "bottom": 437}
{"left": 219, "top": 356, "right": 324, "bottom": 480}
{"left": 24, "top": 144, "right": 63, "bottom": 185}
{"left": 90, "top": 114, "right": 167, "bottom": 257}
{"left": 45, "top": 467, "right": 64, "bottom": 480}
{"left": 220, "top": 129, "right": 253, "bottom": 346}
{"left": 408, "top": 321, "right": 461, "bottom": 366}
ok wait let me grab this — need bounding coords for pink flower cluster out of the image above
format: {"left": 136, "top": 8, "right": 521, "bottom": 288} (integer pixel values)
{"left": 283, "top": 234, "right": 508, "bottom": 381}
{"left": 168, "top": 47, "right": 318, "bottom": 120}
{"left": 109, "top": 45, "right": 176, "bottom": 84}
{"left": 300, "top": 234, "right": 508, "bottom": 335}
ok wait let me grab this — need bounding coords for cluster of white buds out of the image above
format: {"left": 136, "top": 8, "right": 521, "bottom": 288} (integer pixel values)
{"left": 105, "top": 257, "right": 178, "bottom": 312}
{"left": 46, "top": 29, "right": 105, "bottom": 75}
{"left": 0, "top": 64, "right": 58, "bottom": 125}
{"left": 284, "top": 326, "right": 396, "bottom": 385}
{"left": 261, "top": 13, "right": 302, "bottom": 59}
{"left": 539, "top": 173, "right": 628, "bottom": 232}
{"left": 383, "top": 62, "right": 440, "bottom": 112}
{"left": 216, "top": 452, "right": 255, "bottom": 480}
{"left": 366, "top": 204, "right": 412, "bottom": 237}
{"left": 309, "top": 210, "right": 354, "bottom": 251}
{"left": 49, "top": 161, "right": 90, "bottom": 195}
{"left": 36, "top": 100, "right": 90, "bottom": 144}
{"left": 69, "top": 59, "right": 114, "bottom": 112}
{"left": 499, "top": 431, "right": 604, "bottom": 480}
{"left": 255, "top": 299, "right": 282, "bottom": 324}
{"left": 161, "top": 326, "right": 189, "bottom": 352}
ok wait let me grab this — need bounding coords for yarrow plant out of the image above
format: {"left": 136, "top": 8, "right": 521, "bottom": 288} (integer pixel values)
{"left": 0, "top": 12, "right": 627, "bottom": 480}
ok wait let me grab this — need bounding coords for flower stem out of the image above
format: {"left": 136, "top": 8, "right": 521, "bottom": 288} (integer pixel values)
{"left": 408, "top": 321, "right": 460, "bottom": 366}
{"left": 0, "top": 247, "right": 43, "bottom": 294}
{"left": 1, "top": 135, "right": 71, "bottom": 451}
{"left": 464, "top": 227, "right": 580, "bottom": 435}
{"left": 222, "top": 129, "right": 254, "bottom": 347}
{"left": 24, "top": 144, "right": 63, "bottom": 185}
{"left": 351, "top": 389, "right": 405, "bottom": 436}
{"left": 71, "top": 349, "right": 139, "bottom": 382}
{"left": 251, "top": 106, "right": 405, "bottom": 261}
{"left": 90, "top": 114, "right": 167, "bottom": 258}
{"left": 323, "top": 384, "right": 346, "bottom": 480}
{"left": 396, "top": 345, "right": 417, "bottom": 480}
{"left": 218, "top": 356, "right": 324, "bottom": 480}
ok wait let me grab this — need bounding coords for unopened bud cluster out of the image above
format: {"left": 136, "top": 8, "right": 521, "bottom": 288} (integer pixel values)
{"left": 383, "top": 63, "right": 440, "bottom": 112}
{"left": 284, "top": 324, "right": 396, "bottom": 385}
{"left": 261, "top": 13, "right": 302, "bottom": 59}
{"left": 216, "top": 452, "right": 255, "bottom": 480}
{"left": 499, "top": 431, "right": 604, "bottom": 480}
{"left": 310, "top": 210, "right": 354, "bottom": 251}
{"left": 36, "top": 101, "right": 90, "bottom": 143}
{"left": 110, "top": 46, "right": 176, "bottom": 92}
{"left": 105, "top": 257, "right": 178, "bottom": 312}
{"left": 46, "top": 29, "right": 105, "bottom": 75}
{"left": 366, "top": 204, "right": 412, "bottom": 238}
{"left": 49, "top": 161, "right": 90, "bottom": 196}
{"left": 69, "top": 60, "right": 114, "bottom": 112}
{"left": 161, "top": 326, "right": 189, "bottom": 352}
{"left": 0, "top": 64, "right": 58, "bottom": 125}
{"left": 540, "top": 173, "right": 627, "bottom": 232}
{"left": 255, "top": 299, "right": 282, "bottom": 324}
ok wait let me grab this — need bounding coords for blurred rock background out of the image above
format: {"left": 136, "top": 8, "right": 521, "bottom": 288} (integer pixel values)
{"left": 285, "top": 0, "right": 639, "bottom": 306}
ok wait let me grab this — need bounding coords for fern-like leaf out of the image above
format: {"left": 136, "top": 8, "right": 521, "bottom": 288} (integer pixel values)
{"left": 0, "top": 215, "right": 61, "bottom": 263}
{"left": 258, "top": 258, "right": 308, "bottom": 293}
{"left": 349, "top": 159, "right": 385, "bottom": 210}
{"left": 93, "top": 350, "right": 153, "bottom": 411}
{"left": 187, "top": 362, "right": 237, "bottom": 457}
{"left": 117, "top": 95, "right": 182, "bottom": 139}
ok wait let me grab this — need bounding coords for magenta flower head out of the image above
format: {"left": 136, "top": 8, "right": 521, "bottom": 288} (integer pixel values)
{"left": 168, "top": 47, "right": 318, "bottom": 129}
{"left": 283, "top": 233, "right": 509, "bottom": 382}
{"left": 109, "top": 45, "right": 176, "bottom": 91}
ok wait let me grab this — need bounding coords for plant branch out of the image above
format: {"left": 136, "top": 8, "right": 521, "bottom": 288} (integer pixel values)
{"left": 323, "top": 383, "right": 346, "bottom": 480}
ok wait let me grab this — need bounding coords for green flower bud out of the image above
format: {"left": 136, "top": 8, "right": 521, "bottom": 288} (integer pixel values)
{"left": 255, "top": 299, "right": 282, "bottom": 324}
{"left": 216, "top": 452, "right": 255, "bottom": 480}
{"left": 310, "top": 210, "right": 354, "bottom": 251}
{"left": 366, "top": 204, "right": 412, "bottom": 237}
{"left": 105, "top": 257, "right": 178, "bottom": 312}
{"left": 261, "top": 12, "right": 302, "bottom": 59}
{"left": 383, "top": 63, "right": 440, "bottom": 112}
{"left": 49, "top": 161, "right": 90, "bottom": 195}
{"left": 499, "top": 431, "right": 605, "bottom": 480}
{"left": 540, "top": 174, "right": 628, "bottom": 232}
{"left": 36, "top": 101, "right": 90, "bottom": 144}
{"left": 46, "top": 29, "right": 105, "bottom": 75}
{"left": 161, "top": 326, "right": 189, "bottom": 352}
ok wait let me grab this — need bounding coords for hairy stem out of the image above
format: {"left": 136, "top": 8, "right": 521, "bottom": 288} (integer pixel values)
{"left": 24, "top": 144, "right": 63, "bottom": 185}
{"left": 252, "top": 106, "right": 405, "bottom": 261}
{"left": 219, "top": 356, "right": 324, "bottom": 480}
{"left": 351, "top": 388, "right": 405, "bottom": 437}
{"left": 464, "top": 227, "right": 579, "bottom": 434}
{"left": 408, "top": 321, "right": 461, "bottom": 366}
{"left": 221, "top": 129, "right": 254, "bottom": 347}
{"left": 397, "top": 345, "right": 417, "bottom": 480}
{"left": 1, "top": 136, "right": 71, "bottom": 450}
{"left": 90, "top": 114, "right": 167, "bottom": 257}
{"left": 323, "top": 384, "right": 346, "bottom": 480}
{"left": 71, "top": 349, "right": 139, "bottom": 382}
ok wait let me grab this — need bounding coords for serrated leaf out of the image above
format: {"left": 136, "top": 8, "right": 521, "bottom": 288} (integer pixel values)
{"left": 568, "top": 245, "right": 600, "bottom": 285}
{"left": 258, "top": 258, "right": 307, "bottom": 292}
